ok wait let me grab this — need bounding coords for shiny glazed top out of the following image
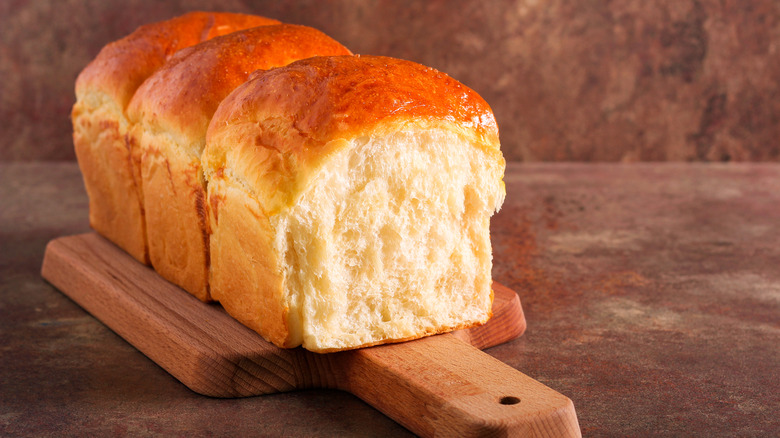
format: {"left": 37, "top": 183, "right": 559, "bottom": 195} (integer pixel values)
{"left": 210, "top": 55, "right": 500, "bottom": 153}
{"left": 75, "top": 11, "right": 279, "bottom": 108}
{"left": 126, "top": 24, "right": 351, "bottom": 146}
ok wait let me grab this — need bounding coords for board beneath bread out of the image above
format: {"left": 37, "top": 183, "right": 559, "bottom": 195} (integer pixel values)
{"left": 41, "top": 233, "right": 580, "bottom": 437}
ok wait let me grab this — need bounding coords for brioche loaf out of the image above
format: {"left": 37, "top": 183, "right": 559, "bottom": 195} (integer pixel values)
{"left": 72, "top": 12, "right": 279, "bottom": 264}
{"left": 203, "top": 55, "right": 506, "bottom": 352}
{"left": 125, "top": 25, "right": 351, "bottom": 302}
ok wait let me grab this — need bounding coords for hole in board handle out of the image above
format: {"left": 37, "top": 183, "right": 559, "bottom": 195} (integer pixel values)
{"left": 499, "top": 396, "right": 521, "bottom": 405}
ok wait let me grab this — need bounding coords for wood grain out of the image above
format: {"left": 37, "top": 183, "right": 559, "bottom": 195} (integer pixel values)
{"left": 41, "top": 232, "right": 580, "bottom": 437}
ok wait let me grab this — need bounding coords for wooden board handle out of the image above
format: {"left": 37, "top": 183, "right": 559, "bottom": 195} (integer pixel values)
{"left": 337, "top": 335, "right": 581, "bottom": 437}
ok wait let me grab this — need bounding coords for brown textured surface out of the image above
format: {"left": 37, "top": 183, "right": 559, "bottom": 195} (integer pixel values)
{"left": 2, "top": 0, "right": 779, "bottom": 162}
{"left": 2, "top": 162, "right": 778, "bottom": 436}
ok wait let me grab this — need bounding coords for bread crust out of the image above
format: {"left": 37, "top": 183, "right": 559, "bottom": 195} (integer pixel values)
{"left": 128, "top": 25, "right": 353, "bottom": 150}
{"left": 72, "top": 12, "right": 279, "bottom": 264}
{"left": 75, "top": 12, "right": 280, "bottom": 110}
{"left": 126, "top": 25, "right": 351, "bottom": 301}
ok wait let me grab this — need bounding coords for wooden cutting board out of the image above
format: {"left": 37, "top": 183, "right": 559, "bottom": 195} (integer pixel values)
{"left": 41, "top": 233, "right": 581, "bottom": 437}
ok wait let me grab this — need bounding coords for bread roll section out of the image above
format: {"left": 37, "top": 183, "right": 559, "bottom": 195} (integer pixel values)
{"left": 125, "top": 25, "right": 351, "bottom": 302}
{"left": 203, "top": 56, "right": 505, "bottom": 352}
{"left": 71, "top": 12, "right": 279, "bottom": 264}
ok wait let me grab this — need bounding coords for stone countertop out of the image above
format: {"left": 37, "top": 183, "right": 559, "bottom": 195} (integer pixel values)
{"left": 1, "top": 162, "right": 778, "bottom": 436}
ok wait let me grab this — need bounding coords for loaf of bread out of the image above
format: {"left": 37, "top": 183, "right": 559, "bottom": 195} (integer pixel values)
{"left": 203, "top": 55, "right": 506, "bottom": 352}
{"left": 72, "top": 12, "right": 279, "bottom": 264}
{"left": 74, "top": 14, "right": 505, "bottom": 353}
{"left": 124, "top": 25, "right": 351, "bottom": 302}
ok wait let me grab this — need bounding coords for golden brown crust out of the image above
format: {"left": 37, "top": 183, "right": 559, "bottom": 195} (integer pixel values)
{"left": 75, "top": 11, "right": 279, "bottom": 110}
{"left": 138, "top": 146, "right": 212, "bottom": 300}
{"left": 127, "top": 24, "right": 352, "bottom": 150}
{"left": 128, "top": 24, "right": 351, "bottom": 302}
{"left": 72, "top": 107, "right": 148, "bottom": 262}
{"left": 204, "top": 55, "right": 501, "bottom": 215}
{"left": 211, "top": 55, "right": 499, "bottom": 148}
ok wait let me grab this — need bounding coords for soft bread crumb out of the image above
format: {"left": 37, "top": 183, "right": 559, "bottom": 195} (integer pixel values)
{"left": 273, "top": 128, "right": 504, "bottom": 352}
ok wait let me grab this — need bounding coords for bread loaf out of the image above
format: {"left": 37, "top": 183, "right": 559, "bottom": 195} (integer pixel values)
{"left": 203, "top": 55, "right": 506, "bottom": 352}
{"left": 75, "top": 14, "right": 505, "bottom": 353}
{"left": 72, "top": 12, "right": 279, "bottom": 264}
{"left": 125, "top": 25, "right": 351, "bottom": 302}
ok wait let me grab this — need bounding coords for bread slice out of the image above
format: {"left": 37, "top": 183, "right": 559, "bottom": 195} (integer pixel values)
{"left": 71, "top": 12, "right": 279, "bottom": 264}
{"left": 125, "top": 25, "right": 351, "bottom": 302}
{"left": 203, "top": 55, "right": 506, "bottom": 352}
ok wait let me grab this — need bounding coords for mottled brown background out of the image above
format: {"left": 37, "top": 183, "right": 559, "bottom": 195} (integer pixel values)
{"left": 1, "top": 0, "right": 779, "bottom": 162}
